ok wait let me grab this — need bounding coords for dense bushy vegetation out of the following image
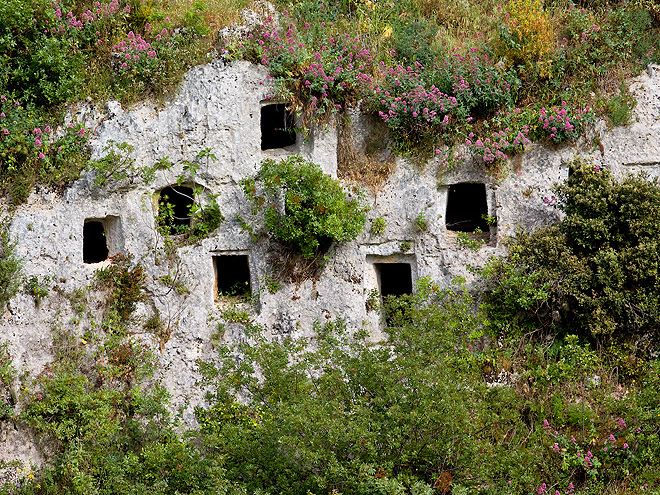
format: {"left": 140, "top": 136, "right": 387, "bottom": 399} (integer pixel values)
{"left": 482, "top": 159, "right": 660, "bottom": 343}
{"left": 241, "top": 155, "right": 368, "bottom": 258}
{"left": 225, "top": 0, "right": 658, "bottom": 162}
{"left": 0, "top": 0, "right": 246, "bottom": 204}
{"left": 0, "top": 221, "right": 22, "bottom": 310}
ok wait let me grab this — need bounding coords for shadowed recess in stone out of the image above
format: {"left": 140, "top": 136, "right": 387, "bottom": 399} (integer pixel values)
{"left": 446, "top": 183, "right": 489, "bottom": 232}
{"left": 83, "top": 220, "right": 109, "bottom": 264}
{"left": 261, "top": 103, "right": 296, "bottom": 150}
{"left": 375, "top": 263, "right": 412, "bottom": 297}
{"left": 215, "top": 255, "right": 251, "bottom": 297}
{"left": 158, "top": 186, "right": 194, "bottom": 235}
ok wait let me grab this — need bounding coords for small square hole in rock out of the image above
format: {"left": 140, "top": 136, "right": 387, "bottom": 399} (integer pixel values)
{"left": 83, "top": 220, "right": 109, "bottom": 264}
{"left": 261, "top": 103, "right": 296, "bottom": 150}
{"left": 446, "top": 183, "right": 490, "bottom": 232}
{"left": 158, "top": 186, "right": 194, "bottom": 235}
{"left": 375, "top": 263, "right": 413, "bottom": 297}
{"left": 215, "top": 255, "right": 251, "bottom": 298}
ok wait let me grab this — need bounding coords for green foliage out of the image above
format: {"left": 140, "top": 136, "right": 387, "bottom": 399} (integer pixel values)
{"left": 0, "top": 0, "right": 85, "bottom": 106}
{"left": 482, "top": 213, "right": 497, "bottom": 226}
{"left": 0, "top": 0, "right": 223, "bottom": 201}
{"left": 196, "top": 279, "right": 486, "bottom": 495}
{"left": 262, "top": 274, "right": 281, "bottom": 295}
{"left": 605, "top": 87, "right": 636, "bottom": 127}
{"left": 220, "top": 304, "right": 252, "bottom": 324}
{"left": 399, "top": 240, "right": 412, "bottom": 252}
{"left": 365, "top": 288, "right": 380, "bottom": 311}
{"left": 7, "top": 273, "right": 660, "bottom": 495}
{"left": 482, "top": 159, "right": 660, "bottom": 341}
{"left": 16, "top": 322, "right": 225, "bottom": 495}
{"left": 95, "top": 253, "right": 146, "bottom": 326}
{"left": 371, "top": 216, "right": 386, "bottom": 235}
{"left": 225, "top": 13, "right": 375, "bottom": 123}
{"left": 0, "top": 98, "right": 89, "bottom": 204}
{"left": 189, "top": 196, "right": 224, "bottom": 239}
{"left": 480, "top": 251, "right": 550, "bottom": 337}
{"left": 0, "top": 341, "right": 15, "bottom": 420}
{"left": 0, "top": 221, "right": 22, "bottom": 310}
{"left": 156, "top": 149, "right": 225, "bottom": 243}
{"left": 0, "top": 342, "right": 13, "bottom": 387}
{"left": 242, "top": 155, "right": 368, "bottom": 258}
{"left": 87, "top": 140, "right": 162, "bottom": 187}
{"left": 414, "top": 210, "right": 428, "bottom": 232}
{"left": 456, "top": 230, "right": 484, "bottom": 251}
{"left": 24, "top": 275, "right": 52, "bottom": 305}
{"left": 98, "top": 331, "right": 159, "bottom": 384}
{"left": 391, "top": 17, "right": 438, "bottom": 67}
{"left": 0, "top": 0, "right": 214, "bottom": 107}
{"left": 158, "top": 273, "right": 189, "bottom": 296}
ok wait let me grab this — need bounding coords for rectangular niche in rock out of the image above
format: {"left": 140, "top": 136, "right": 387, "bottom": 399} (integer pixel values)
{"left": 158, "top": 185, "right": 194, "bottom": 235}
{"left": 83, "top": 216, "right": 122, "bottom": 264}
{"left": 261, "top": 103, "right": 296, "bottom": 150}
{"left": 214, "top": 254, "right": 251, "bottom": 298}
{"left": 445, "top": 182, "right": 490, "bottom": 232}
{"left": 374, "top": 262, "right": 413, "bottom": 297}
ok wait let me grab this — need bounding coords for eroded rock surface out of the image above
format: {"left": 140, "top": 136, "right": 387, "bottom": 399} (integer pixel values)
{"left": 2, "top": 59, "right": 660, "bottom": 467}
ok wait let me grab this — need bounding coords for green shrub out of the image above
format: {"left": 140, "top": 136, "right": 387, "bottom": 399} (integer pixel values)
{"left": 482, "top": 159, "right": 660, "bottom": 342}
{"left": 87, "top": 141, "right": 158, "bottom": 188}
{"left": 241, "top": 155, "right": 368, "bottom": 258}
{"left": 24, "top": 275, "right": 51, "bottom": 305}
{"left": 414, "top": 210, "right": 428, "bottom": 231}
{"left": 196, "top": 280, "right": 486, "bottom": 495}
{"left": 17, "top": 322, "right": 225, "bottom": 495}
{"left": 0, "top": 341, "right": 15, "bottom": 420}
{"left": 391, "top": 17, "right": 440, "bottom": 67}
{"left": 0, "top": 0, "right": 84, "bottom": 106}
{"left": 0, "top": 221, "right": 22, "bottom": 310}
{"left": 0, "top": 98, "right": 89, "bottom": 204}
{"left": 95, "top": 253, "right": 146, "bottom": 325}
{"left": 225, "top": 14, "right": 374, "bottom": 124}
{"left": 371, "top": 216, "right": 386, "bottom": 235}
{"left": 605, "top": 88, "right": 636, "bottom": 127}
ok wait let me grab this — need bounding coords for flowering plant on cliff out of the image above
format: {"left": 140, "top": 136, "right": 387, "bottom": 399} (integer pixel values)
{"left": 465, "top": 126, "right": 531, "bottom": 165}
{"left": 0, "top": 96, "right": 89, "bottom": 203}
{"left": 537, "top": 103, "right": 594, "bottom": 143}
{"left": 225, "top": 14, "right": 373, "bottom": 122}
{"left": 366, "top": 47, "right": 520, "bottom": 151}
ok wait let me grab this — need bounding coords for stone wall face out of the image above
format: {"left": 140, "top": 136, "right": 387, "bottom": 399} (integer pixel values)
{"left": 2, "top": 59, "right": 660, "bottom": 464}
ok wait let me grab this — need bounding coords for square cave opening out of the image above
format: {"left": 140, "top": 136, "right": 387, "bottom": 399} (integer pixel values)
{"left": 261, "top": 103, "right": 296, "bottom": 150}
{"left": 158, "top": 185, "right": 194, "bottom": 235}
{"left": 214, "top": 255, "right": 251, "bottom": 298}
{"left": 83, "top": 216, "right": 122, "bottom": 264}
{"left": 374, "top": 262, "right": 413, "bottom": 297}
{"left": 445, "top": 182, "right": 490, "bottom": 232}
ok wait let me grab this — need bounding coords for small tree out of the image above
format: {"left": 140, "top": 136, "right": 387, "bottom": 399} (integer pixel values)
{"left": 241, "top": 155, "right": 368, "bottom": 258}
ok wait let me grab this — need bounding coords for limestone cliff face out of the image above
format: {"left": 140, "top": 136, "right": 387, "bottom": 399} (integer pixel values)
{"left": 2, "top": 58, "right": 660, "bottom": 465}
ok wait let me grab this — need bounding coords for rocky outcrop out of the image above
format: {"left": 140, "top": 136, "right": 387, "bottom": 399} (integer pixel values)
{"left": 2, "top": 58, "right": 660, "bottom": 466}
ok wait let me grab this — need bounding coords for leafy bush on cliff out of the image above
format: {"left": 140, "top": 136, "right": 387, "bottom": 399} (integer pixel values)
{"left": 197, "top": 280, "right": 486, "bottom": 494}
{"left": 241, "top": 155, "right": 368, "bottom": 258}
{"left": 0, "top": 221, "right": 22, "bottom": 310}
{"left": 482, "top": 159, "right": 660, "bottom": 342}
